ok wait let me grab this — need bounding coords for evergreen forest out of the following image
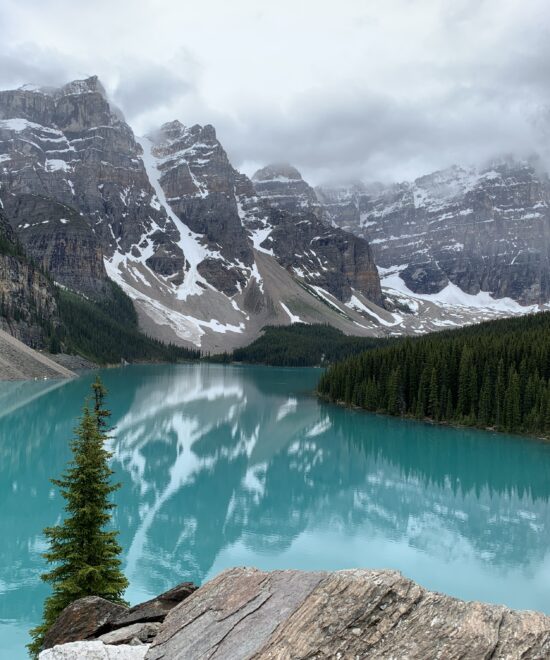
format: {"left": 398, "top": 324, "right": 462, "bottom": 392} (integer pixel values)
{"left": 318, "top": 312, "right": 550, "bottom": 436}
{"left": 214, "top": 323, "right": 390, "bottom": 367}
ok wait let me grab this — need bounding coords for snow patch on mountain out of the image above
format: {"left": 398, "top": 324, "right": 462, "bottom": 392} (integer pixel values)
{"left": 137, "top": 136, "right": 216, "bottom": 301}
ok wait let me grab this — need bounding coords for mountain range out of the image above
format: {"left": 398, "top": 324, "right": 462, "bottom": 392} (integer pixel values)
{"left": 0, "top": 75, "right": 548, "bottom": 353}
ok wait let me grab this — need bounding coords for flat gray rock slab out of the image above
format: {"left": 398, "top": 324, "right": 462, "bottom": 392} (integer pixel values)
{"left": 145, "top": 567, "right": 550, "bottom": 660}
{"left": 39, "top": 641, "right": 148, "bottom": 659}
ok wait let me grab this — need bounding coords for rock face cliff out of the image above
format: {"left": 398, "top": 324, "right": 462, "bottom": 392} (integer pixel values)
{"left": 39, "top": 568, "right": 550, "bottom": 659}
{"left": 317, "top": 160, "right": 550, "bottom": 305}
{"left": 0, "top": 77, "right": 386, "bottom": 350}
{"left": 0, "top": 76, "right": 170, "bottom": 300}
{"left": 0, "top": 204, "right": 58, "bottom": 346}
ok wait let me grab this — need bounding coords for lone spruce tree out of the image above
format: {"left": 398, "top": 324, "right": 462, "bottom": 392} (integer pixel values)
{"left": 28, "top": 377, "right": 128, "bottom": 657}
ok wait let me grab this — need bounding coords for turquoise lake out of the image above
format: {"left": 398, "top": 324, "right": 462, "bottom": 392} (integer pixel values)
{"left": 2, "top": 363, "right": 550, "bottom": 658}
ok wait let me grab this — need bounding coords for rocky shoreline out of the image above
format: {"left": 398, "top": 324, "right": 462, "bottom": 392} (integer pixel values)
{"left": 39, "top": 567, "right": 550, "bottom": 659}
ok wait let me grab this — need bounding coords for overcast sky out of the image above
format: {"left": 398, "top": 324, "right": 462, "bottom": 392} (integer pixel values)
{"left": 1, "top": 0, "right": 549, "bottom": 184}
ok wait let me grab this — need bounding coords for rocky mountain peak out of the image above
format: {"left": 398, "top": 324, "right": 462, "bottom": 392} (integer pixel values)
{"left": 55, "top": 75, "right": 107, "bottom": 99}
{"left": 252, "top": 162, "right": 322, "bottom": 218}
{"left": 252, "top": 163, "right": 303, "bottom": 182}
{"left": 319, "top": 156, "right": 550, "bottom": 305}
{"left": 0, "top": 76, "right": 390, "bottom": 350}
{"left": 154, "top": 121, "right": 218, "bottom": 146}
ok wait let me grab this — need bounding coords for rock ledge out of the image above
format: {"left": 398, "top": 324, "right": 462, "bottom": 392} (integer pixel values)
{"left": 41, "top": 568, "right": 550, "bottom": 659}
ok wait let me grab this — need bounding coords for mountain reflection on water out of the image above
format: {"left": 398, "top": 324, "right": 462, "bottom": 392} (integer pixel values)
{"left": 1, "top": 363, "right": 550, "bottom": 656}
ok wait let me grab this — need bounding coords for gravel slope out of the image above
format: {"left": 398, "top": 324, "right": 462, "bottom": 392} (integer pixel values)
{"left": 0, "top": 328, "right": 76, "bottom": 380}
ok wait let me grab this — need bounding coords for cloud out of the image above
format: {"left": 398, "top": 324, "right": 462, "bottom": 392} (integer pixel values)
{"left": 0, "top": 0, "right": 549, "bottom": 184}
{"left": 0, "top": 45, "right": 73, "bottom": 88}
{"left": 111, "top": 59, "right": 197, "bottom": 122}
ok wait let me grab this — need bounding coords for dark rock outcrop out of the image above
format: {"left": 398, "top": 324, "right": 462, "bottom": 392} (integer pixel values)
{"left": 111, "top": 582, "right": 197, "bottom": 628}
{"left": 148, "top": 121, "right": 256, "bottom": 294}
{"left": 5, "top": 194, "right": 109, "bottom": 298}
{"left": 264, "top": 207, "right": 383, "bottom": 304}
{"left": 41, "top": 581, "right": 197, "bottom": 652}
{"left": 42, "top": 596, "right": 127, "bottom": 650}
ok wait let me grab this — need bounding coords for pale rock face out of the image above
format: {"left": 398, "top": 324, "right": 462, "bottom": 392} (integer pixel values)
{"left": 318, "top": 159, "right": 550, "bottom": 305}
{"left": 39, "top": 641, "right": 148, "bottom": 660}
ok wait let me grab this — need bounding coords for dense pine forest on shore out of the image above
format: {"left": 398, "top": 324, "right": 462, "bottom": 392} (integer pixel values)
{"left": 209, "top": 324, "right": 390, "bottom": 367}
{"left": 318, "top": 312, "right": 550, "bottom": 436}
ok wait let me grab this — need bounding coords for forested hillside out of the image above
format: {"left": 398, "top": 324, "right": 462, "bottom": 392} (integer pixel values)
{"left": 57, "top": 284, "right": 199, "bottom": 364}
{"left": 217, "top": 324, "right": 389, "bottom": 367}
{"left": 318, "top": 313, "right": 550, "bottom": 436}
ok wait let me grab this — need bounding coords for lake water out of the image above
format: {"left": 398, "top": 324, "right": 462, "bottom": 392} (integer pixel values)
{"left": 1, "top": 363, "right": 550, "bottom": 657}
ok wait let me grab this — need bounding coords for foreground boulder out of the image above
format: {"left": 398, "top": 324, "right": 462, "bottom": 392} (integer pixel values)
{"left": 146, "top": 568, "right": 550, "bottom": 659}
{"left": 42, "top": 597, "right": 127, "bottom": 650}
{"left": 40, "top": 582, "right": 197, "bottom": 652}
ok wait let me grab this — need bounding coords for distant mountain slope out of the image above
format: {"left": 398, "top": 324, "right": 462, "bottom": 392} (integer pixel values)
{"left": 251, "top": 162, "right": 550, "bottom": 333}
{"left": 0, "top": 77, "right": 385, "bottom": 351}
{"left": 317, "top": 160, "right": 550, "bottom": 305}
{"left": 252, "top": 163, "right": 323, "bottom": 217}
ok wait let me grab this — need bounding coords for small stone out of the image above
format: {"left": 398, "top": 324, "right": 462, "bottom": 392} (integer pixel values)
{"left": 97, "top": 623, "right": 160, "bottom": 646}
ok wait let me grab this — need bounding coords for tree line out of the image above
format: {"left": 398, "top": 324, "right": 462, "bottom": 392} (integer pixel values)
{"left": 56, "top": 284, "right": 199, "bottom": 364}
{"left": 209, "top": 323, "right": 391, "bottom": 367}
{"left": 318, "top": 312, "right": 550, "bottom": 436}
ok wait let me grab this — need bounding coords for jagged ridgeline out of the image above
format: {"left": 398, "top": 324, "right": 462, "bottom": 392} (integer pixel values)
{"left": 318, "top": 312, "right": 550, "bottom": 436}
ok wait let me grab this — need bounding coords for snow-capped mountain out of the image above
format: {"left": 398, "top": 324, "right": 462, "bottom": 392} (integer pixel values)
{"left": 0, "top": 77, "right": 385, "bottom": 351}
{"left": 317, "top": 160, "right": 550, "bottom": 306}
{"left": 252, "top": 163, "right": 550, "bottom": 334}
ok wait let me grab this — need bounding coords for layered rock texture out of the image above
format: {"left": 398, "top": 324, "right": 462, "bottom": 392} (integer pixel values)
{"left": 39, "top": 582, "right": 196, "bottom": 654}
{"left": 317, "top": 160, "right": 550, "bottom": 305}
{"left": 40, "top": 568, "right": 550, "bottom": 659}
{"left": 0, "top": 204, "right": 59, "bottom": 346}
{"left": 0, "top": 78, "right": 387, "bottom": 350}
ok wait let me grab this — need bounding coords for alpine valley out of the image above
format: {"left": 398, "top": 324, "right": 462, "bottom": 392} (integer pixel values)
{"left": 0, "top": 76, "right": 549, "bottom": 354}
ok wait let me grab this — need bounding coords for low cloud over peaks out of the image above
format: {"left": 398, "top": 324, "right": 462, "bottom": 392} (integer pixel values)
{"left": 1, "top": 0, "right": 549, "bottom": 184}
